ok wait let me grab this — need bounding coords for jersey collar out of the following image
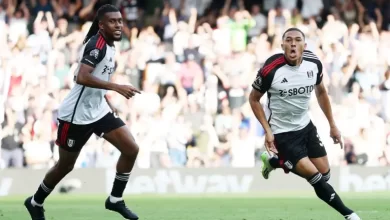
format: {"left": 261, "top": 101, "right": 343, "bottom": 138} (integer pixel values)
{"left": 98, "top": 31, "right": 115, "bottom": 47}
{"left": 283, "top": 55, "right": 303, "bottom": 67}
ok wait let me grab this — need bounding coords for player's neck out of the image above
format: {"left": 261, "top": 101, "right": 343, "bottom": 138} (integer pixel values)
{"left": 284, "top": 55, "right": 302, "bottom": 66}
{"left": 98, "top": 31, "right": 114, "bottom": 46}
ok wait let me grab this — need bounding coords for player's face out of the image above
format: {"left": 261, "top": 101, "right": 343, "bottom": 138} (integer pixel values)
{"left": 281, "top": 31, "right": 306, "bottom": 63}
{"left": 101, "top": 12, "right": 123, "bottom": 41}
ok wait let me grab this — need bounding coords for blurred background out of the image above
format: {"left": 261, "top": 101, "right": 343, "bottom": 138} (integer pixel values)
{"left": 0, "top": 0, "right": 390, "bottom": 171}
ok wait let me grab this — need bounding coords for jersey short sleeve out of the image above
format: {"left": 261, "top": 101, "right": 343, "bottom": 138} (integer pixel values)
{"left": 252, "top": 69, "right": 273, "bottom": 93}
{"left": 80, "top": 36, "right": 107, "bottom": 68}
{"left": 252, "top": 53, "right": 284, "bottom": 93}
{"left": 303, "top": 50, "right": 323, "bottom": 85}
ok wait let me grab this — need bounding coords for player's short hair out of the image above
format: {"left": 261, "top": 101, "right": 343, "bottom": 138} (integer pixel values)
{"left": 282, "top": 28, "right": 305, "bottom": 40}
{"left": 83, "top": 4, "right": 120, "bottom": 44}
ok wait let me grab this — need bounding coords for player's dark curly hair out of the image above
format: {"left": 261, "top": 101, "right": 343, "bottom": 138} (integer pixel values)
{"left": 83, "top": 4, "right": 120, "bottom": 44}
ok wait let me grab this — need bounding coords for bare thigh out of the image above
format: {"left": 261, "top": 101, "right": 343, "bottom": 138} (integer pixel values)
{"left": 43, "top": 147, "right": 80, "bottom": 185}
{"left": 310, "top": 156, "right": 330, "bottom": 174}
{"left": 56, "top": 147, "right": 80, "bottom": 170}
{"left": 103, "top": 125, "right": 139, "bottom": 155}
{"left": 293, "top": 157, "right": 319, "bottom": 179}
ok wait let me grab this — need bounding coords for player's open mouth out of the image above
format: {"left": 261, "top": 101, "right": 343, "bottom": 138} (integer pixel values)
{"left": 114, "top": 31, "right": 121, "bottom": 35}
{"left": 290, "top": 49, "right": 297, "bottom": 57}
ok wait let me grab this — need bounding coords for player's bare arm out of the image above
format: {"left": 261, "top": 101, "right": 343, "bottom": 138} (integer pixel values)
{"left": 249, "top": 89, "right": 277, "bottom": 153}
{"left": 77, "top": 64, "right": 140, "bottom": 99}
{"left": 76, "top": 63, "right": 117, "bottom": 90}
{"left": 315, "top": 81, "right": 343, "bottom": 148}
{"left": 249, "top": 90, "right": 271, "bottom": 133}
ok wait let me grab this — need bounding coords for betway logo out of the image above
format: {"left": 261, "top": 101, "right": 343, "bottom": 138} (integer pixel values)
{"left": 339, "top": 167, "right": 390, "bottom": 192}
{"left": 107, "top": 170, "right": 254, "bottom": 194}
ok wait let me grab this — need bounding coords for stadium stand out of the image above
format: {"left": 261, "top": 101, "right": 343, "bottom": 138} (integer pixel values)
{"left": 1, "top": 0, "right": 390, "bottom": 170}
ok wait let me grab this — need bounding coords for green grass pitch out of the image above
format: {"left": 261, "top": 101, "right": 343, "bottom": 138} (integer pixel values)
{"left": 1, "top": 192, "right": 389, "bottom": 219}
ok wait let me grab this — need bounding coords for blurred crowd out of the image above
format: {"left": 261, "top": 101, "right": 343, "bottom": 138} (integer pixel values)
{"left": 1, "top": 0, "right": 390, "bottom": 169}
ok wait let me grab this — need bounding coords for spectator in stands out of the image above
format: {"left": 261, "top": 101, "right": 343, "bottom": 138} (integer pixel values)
{"left": 344, "top": 140, "right": 358, "bottom": 165}
{"left": 0, "top": 0, "right": 390, "bottom": 169}
{"left": 1, "top": 108, "right": 24, "bottom": 168}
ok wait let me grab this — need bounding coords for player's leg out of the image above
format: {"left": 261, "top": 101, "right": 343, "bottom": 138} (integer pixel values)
{"left": 261, "top": 151, "right": 305, "bottom": 179}
{"left": 304, "top": 125, "right": 360, "bottom": 219}
{"left": 260, "top": 150, "right": 277, "bottom": 179}
{"left": 29, "top": 148, "right": 80, "bottom": 204}
{"left": 94, "top": 113, "right": 139, "bottom": 219}
{"left": 260, "top": 131, "right": 305, "bottom": 179}
{"left": 24, "top": 120, "right": 92, "bottom": 220}
{"left": 310, "top": 156, "right": 331, "bottom": 181}
{"left": 104, "top": 127, "right": 138, "bottom": 200}
{"left": 262, "top": 122, "right": 331, "bottom": 180}
{"left": 293, "top": 157, "right": 360, "bottom": 219}
{"left": 270, "top": 124, "right": 360, "bottom": 219}
{"left": 307, "top": 124, "right": 331, "bottom": 181}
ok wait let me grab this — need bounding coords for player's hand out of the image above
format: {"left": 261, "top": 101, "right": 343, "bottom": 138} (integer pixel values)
{"left": 114, "top": 84, "right": 141, "bottom": 99}
{"left": 265, "top": 132, "right": 278, "bottom": 154}
{"left": 330, "top": 126, "right": 343, "bottom": 149}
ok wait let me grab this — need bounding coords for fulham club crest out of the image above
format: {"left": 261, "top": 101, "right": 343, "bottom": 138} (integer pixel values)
{"left": 67, "top": 139, "right": 75, "bottom": 147}
{"left": 307, "top": 70, "right": 314, "bottom": 78}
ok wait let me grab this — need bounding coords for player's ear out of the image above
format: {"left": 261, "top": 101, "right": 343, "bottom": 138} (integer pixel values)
{"left": 98, "top": 20, "right": 103, "bottom": 30}
{"left": 281, "top": 43, "right": 285, "bottom": 51}
{"left": 304, "top": 43, "right": 307, "bottom": 49}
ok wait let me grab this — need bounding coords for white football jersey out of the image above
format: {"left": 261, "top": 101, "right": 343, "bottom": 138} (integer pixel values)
{"left": 58, "top": 33, "right": 116, "bottom": 125}
{"left": 252, "top": 50, "right": 323, "bottom": 134}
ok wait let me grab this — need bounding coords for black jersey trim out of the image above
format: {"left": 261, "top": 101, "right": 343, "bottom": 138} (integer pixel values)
{"left": 80, "top": 34, "right": 108, "bottom": 68}
{"left": 260, "top": 53, "right": 285, "bottom": 77}
{"left": 70, "top": 86, "right": 86, "bottom": 123}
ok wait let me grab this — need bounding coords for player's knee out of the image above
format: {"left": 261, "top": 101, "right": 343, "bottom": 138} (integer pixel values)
{"left": 322, "top": 169, "right": 330, "bottom": 182}
{"left": 55, "top": 162, "right": 75, "bottom": 174}
{"left": 132, "top": 144, "right": 139, "bottom": 156}
{"left": 122, "top": 143, "right": 139, "bottom": 158}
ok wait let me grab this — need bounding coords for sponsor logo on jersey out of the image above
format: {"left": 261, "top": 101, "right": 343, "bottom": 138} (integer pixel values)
{"left": 102, "top": 65, "right": 115, "bottom": 75}
{"left": 279, "top": 85, "right": 315, "bottom": 97}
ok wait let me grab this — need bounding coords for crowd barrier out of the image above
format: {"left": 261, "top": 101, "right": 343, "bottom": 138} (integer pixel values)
{"left": 1, "top": 166, "right": 390, "bottom": 196}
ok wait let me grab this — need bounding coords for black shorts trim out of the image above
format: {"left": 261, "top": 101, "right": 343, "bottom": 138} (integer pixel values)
{"left": 56, "top": 112, "right": 125, "bottom": 152}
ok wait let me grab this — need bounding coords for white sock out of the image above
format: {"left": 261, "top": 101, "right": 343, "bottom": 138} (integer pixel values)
{"left": 109, "top": 195, "right": 123, "bottom": 203}
{"left": 31, "top": 197, "right": 43, "bottom": 207}
{"left": 345, "top": 213, "right": 361, "bottom": 220}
